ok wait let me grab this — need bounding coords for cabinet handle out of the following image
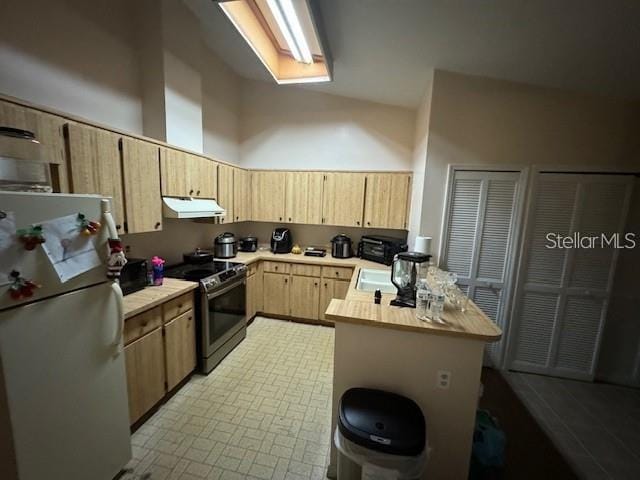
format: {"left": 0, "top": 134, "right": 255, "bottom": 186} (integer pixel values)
{"left": 141, "top": 321, "right": 148, "bottom": 327}
{"left": 356, "top": 221, "right": 360, "bottom": 225}
{"left": 154, "top": 222, "right": 161, "bottom": 229}
{"left": 189, "top": 189, "right": 194, "bottom": 195}
{"left": 274, "top": 265, "right": 278, "bottom": 271}
{"left": 177, "top": 303, "right": 183, "bottom": 309}
{"left": 197, "top": 190, "right": 201, "bottom": 195}
{"left": 335, "top": 272, "right": 339, "bottom": 276}
{"left": 116, "top": 224, "right": 122, "bottom": 230}
{"left": 288, "top": 217, "right": 292, "bottom": 222}
{"left": 279, "top": 217, "right": 283, "bottom": 221}
{"left": 314, "top": 282, "right": 318, "bottom": 287}
{"left": 367, "top": 221, "right": 371, "bottom": 226}
{"left": 284, "top": 278, "right": 288, "bottom": 283}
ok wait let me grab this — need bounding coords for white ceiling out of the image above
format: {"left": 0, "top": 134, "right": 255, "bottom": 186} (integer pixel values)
{"left": 185, "top": 0, "right": 640, "bottom": 109}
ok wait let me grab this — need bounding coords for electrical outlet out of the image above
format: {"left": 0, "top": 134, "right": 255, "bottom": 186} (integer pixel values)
{"left": 437, "top": 370, "right": 451, "bottom": 389}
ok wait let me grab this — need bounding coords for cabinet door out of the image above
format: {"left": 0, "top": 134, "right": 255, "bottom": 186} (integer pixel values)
{"left": 193, "top": 156, "right": 217, "bottom": 199}
{"left": 160, "top": 147, "right": 189, "bottom": 197}
{"left": 290, "top": 275, "right": 320, "bottom": 320}
{"left": 319, "top": 279, "right": 350, "bottom": 321}
{"left": 233, "top": 168, "right": 251, "bottom": 222}
{"left": 0, "top": 101, "right": 66, "bottom": 166}
{"left": 66, "top": 123, "right": 125, "bottom": 233}
{"left": 121, "top": 137, "right": 162, "bottom": 234}
{"left": 285, "top": 171, "right": 324, "bottom": 224}
{"left": 164, "top": 310, "right": 196, "bottom": 391}
{"left": 322, "top": 173, "right": 366, "bottom": 227}
{"left": 124, "top": 328, "right": 165, "bottom": 425}
{"left": 252, "top": 171, "right": 286, "bottom": 222}
{"left": 263, "top": 272, "right": 290, "bottom": 315}
{"left": 364, "top": 173, "right": 411, "bottom": 229}
{"left": 218, "top": 164, "right": 234, "bottom": 223}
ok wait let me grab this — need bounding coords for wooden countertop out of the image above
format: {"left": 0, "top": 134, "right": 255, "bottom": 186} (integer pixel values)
{"left": 230, "top": 253, "right": 501, "bottom": 341}
{"left": 328, "top": 265, "right": 503, "bottom": 342}
{"left": 226, "top": 251, "right": 387, "bottom": 270}
{"left": 123, "top": 278, "right": 198, "bottom": 320}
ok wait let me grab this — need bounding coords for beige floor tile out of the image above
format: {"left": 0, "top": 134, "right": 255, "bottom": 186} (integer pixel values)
{"left": 128, "top": 318, "right": 334, "bottom": 480}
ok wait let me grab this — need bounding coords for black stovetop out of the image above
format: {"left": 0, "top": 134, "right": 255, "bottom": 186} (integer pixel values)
{"left": 164, "top": 260, "right": 244, "bottom": 282}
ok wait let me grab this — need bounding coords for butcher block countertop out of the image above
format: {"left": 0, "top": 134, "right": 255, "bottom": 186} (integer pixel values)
{"left": 231, "top": 252, "right": 501, "bottom": 341}
{"left": 328, "top": 266, "right": 503, "bottom": 342}
{"left": 122, "top": 278, "right": 198, "bottom": 320}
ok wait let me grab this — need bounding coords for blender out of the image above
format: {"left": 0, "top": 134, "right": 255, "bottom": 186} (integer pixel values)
{"left": 390, "top": 251, "right": 431, "bottom": 308}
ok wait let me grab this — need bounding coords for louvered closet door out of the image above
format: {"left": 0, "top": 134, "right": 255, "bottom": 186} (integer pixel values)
{"left": 441, "top": 170, "right": 521, "bottom": 366}
{"left": 508, "top": 173, "right": 634, "bottom": 380}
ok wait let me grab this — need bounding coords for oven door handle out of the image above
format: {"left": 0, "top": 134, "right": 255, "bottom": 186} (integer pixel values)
{"left": 206, "top": 279, "right": 246, "bottom": 299}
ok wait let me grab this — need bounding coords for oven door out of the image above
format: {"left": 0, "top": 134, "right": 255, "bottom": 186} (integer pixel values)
{"left": 203, "top": 278, "right": 247, "bottom": 358}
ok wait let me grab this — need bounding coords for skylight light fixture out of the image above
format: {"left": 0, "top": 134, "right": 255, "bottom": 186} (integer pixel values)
{"left": 218, "top": 0, "right": 332, "bottom": 84}
{"left": 266, "top": 0, "right": 313, "bottom": 64}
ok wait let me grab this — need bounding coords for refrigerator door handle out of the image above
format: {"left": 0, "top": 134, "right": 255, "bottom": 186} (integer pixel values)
{"left": 111, "top": 282, "right": 125, "bottom": 355}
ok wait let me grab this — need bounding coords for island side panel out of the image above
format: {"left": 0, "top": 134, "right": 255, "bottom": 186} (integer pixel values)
{"left": 329, "top": 322, "right": 485, "bottom": 480}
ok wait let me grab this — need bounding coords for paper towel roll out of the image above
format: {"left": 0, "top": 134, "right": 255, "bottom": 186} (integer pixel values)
{"left": 414, "top": 236, "right": 432, "bottom": 255}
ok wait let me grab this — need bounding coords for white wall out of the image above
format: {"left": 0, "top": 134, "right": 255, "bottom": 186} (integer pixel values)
{"left": 0, "top": 0, "right": 143, "bottom": 133}
{"left": 422, "top": 70, "right": 640, "bottom": 262}
{"left": 407, "top": 71, "right": 434, "bottom": 248}
{"left": 239, "top": 79, "right": 415, "bottom": 171}
{"left": 201, "top": 49, "right": 241, "bottom": 164}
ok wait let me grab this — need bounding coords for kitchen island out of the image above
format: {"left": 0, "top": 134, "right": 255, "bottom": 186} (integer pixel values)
{"left": 326, "top": 272, "right": 502, "bottom": 480}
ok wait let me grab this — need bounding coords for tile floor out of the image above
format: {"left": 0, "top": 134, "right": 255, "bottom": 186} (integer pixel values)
{"left": 505, "top": 371, "right": 640, "bottom": 480}
{"left": 124, "top": 317, "right": 335, "bottom": 480}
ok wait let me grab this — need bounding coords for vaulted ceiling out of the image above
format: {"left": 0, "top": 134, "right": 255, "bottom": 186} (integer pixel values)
{"left": 186, "top": 0, "right": 640, "bottom": 108}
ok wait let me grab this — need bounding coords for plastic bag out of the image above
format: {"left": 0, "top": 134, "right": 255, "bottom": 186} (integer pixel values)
{"left": 334, "top": 428, "right": 429, "bottom": 480}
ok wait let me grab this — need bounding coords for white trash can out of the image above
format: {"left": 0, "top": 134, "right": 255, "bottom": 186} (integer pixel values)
{"left": 334, "top": 388, "right": 428, "bottom": 480}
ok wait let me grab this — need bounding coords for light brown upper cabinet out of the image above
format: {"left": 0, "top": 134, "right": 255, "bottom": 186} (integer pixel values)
{"left": 0, "top": 102, "right": 66, "bottom": 164}
{"left": 160, "top": 147, "right": 189, "bottom": 197}
{"left": 251, "top": 171, "right": 286, "bottom": 222}
{"left": 0, "top": 101, "right": 69, "bottom": 191}
{"left": 121, "top": 137, "right": 162, "bottom": 234}
{"left": 217, "top": 164, "right": 234, "bottom": 223}
{"left": 364, "top": 173, "right": 412, "bottom": 229}
{"left": 194, "top": 156, "right": 217, "bottom": 199}
{"left": 285, "top": 172, "right": 324, "bottom": 224}
{"left": 233, "top": 168, "right": 251, "bottom": 222}
{"left": 160, "top": 148, "right": 217, "bottom": 199}
{"left": 322, "top": 173, "right": 366, "bottom": 227}
{"left": 65, "top": 123, "right": 125, "bottom": 233}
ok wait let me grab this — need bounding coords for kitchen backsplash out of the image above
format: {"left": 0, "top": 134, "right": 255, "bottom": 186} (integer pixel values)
{"left": 122, "top": 219, "right": 408, "bottom": 265}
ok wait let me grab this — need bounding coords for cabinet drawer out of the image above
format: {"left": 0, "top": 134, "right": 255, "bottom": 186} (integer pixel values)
{"left": 263, "top": 261, "right": 290, "bottom": 274}
{"left": 291, "top": 263, "right": 321, "bottom": 277}
{"left": 163, "top": 292, "right": 194, "bottom": 322}
{"left": 321, "top": 266, "right": 354, "bottom": 280}
{"left": 124, "top": 306, "right": 162, "bottom": 345}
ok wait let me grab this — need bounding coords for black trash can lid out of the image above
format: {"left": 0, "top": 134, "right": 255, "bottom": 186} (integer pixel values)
{"left": 338, "top": 388, "right": 426, "bottom": 456}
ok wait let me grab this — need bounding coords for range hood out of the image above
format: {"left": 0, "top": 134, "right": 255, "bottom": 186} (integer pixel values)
{"left": 162, "top": 197, "right": 225, "bottom": 219}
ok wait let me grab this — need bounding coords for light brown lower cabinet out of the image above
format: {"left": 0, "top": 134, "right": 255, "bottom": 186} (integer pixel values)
{"left": 263, "top": 272, "right": 290, "bottom": 316}
{"left": 256, "top": 261, "right": 353, "bottom": 322}
{"left": 164, "top": 310, "right": 196, "bottom": 391}
{"left": 124, "top": 328, "right": 165, "bottom": 425}
{"left": 246, "top": 266, "right": 263, "bottom": 320}
{"left": 290, "top": 275, "right": 320, "bottom": 319}
{"left": 123, "top": 292, "right": 196, "bottom": 425}
{"left": 319, "top": 279, "right": 351, "bottom": 321}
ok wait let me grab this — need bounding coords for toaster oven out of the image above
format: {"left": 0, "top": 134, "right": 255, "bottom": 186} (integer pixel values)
{"left": 358, "top": 235, "right": 408, "bottom": 266}
{"left": 119, "top": 258, "right": 148, "bottom": 295}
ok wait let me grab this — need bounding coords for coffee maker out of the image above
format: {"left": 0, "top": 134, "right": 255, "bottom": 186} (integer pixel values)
{"left": 390, "top": 251, "right": 431, "bottom": 308}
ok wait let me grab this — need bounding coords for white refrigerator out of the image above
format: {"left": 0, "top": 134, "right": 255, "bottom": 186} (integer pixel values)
{"left": 0, "top": 192, "right": 131, "bottom": 480}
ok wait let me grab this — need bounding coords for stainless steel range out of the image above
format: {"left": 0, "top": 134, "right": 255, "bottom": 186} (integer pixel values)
{"left": 165, "top": 260, "right": 247, "bottom": 373}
